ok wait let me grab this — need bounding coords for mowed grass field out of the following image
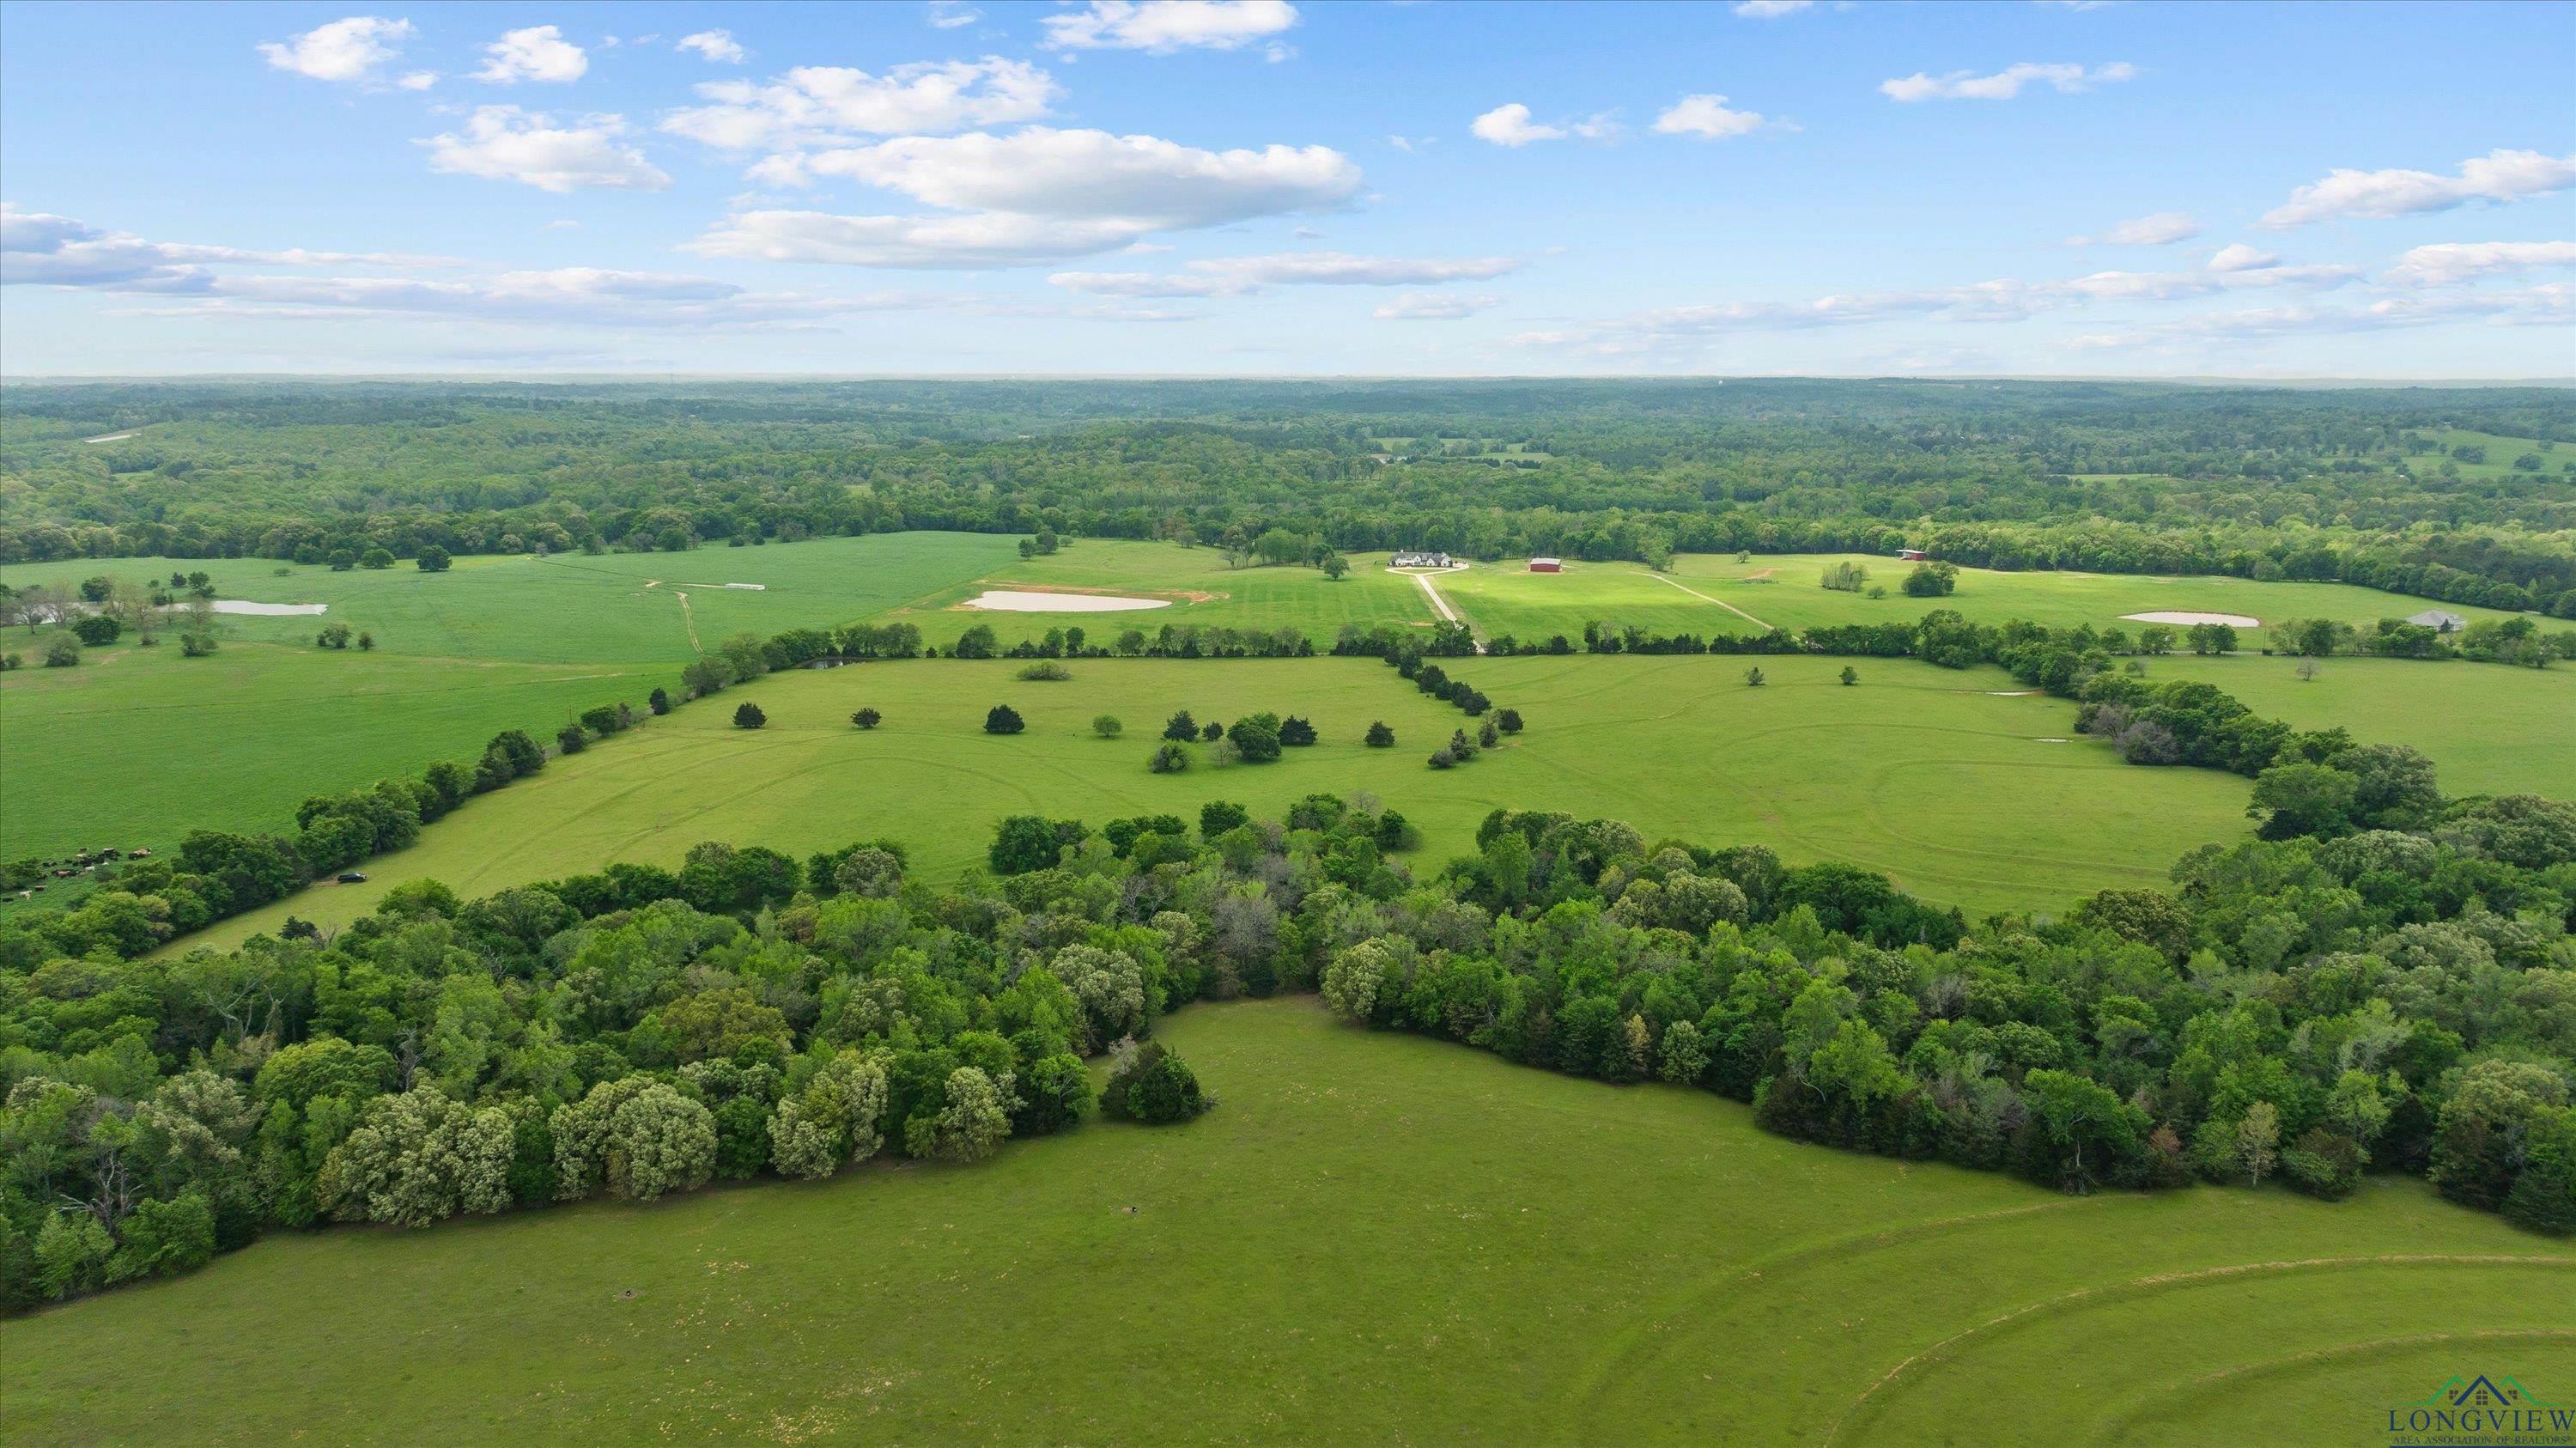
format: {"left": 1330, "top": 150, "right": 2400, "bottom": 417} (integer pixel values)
{"left": 2138, "top": 654, "right": 2576, "bottom": 798}
{"left": 0, "top": 642, "right": 667, "bottom": 865}
{"left": 5, "top": 537, "right": 2555, "bottom": 903}
{"left": 0, "top": 531, "right": 1023, "bottom": 665}
{"left": 882, "top": 538, "right": 1437, "bottom": 648}
{"left": 4, "top": 998, "right": 2564, "bottom": 1445}
{"left": 1437, "top": 552, "right": 2535, "bottom": 642}
{"left": 179, "top": 654, "right": 2247, "bottom": 949}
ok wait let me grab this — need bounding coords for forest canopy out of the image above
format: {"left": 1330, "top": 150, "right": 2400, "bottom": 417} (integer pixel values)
{"left": 5, "top": 379, "right": 2572, "bottom": 615}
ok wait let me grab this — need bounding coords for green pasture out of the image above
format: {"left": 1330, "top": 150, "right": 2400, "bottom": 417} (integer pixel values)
{"left": 5, "top": 998, "right": 2563, "bottom": 1445}
{"left": 0, "top": 641, "right": 666, "bottom": 864}
{"left": 2139, "top": 654, "right": 2576, "bottom": 799}
{"left": 1437, "top": 553, "right": 2533, "bottom": 642}
{"left": 884, "top": 539, "right": 1436, "bottom": 648}
{"left": 2407, "top": 427, "right": 2567, "bottom": 481}
{"left": 175, "top": 654, "right": 2246, "bottom": 949}
{"left": 0, "top": 532, "right": 1021, "bottom": 666}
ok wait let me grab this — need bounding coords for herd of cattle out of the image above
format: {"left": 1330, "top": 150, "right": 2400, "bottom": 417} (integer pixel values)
{"left": 14, "top": 845, "right": 148, "bottom": 897}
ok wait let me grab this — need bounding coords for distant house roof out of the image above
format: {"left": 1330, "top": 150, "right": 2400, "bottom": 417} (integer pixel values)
{"left": 2406, "top": 609, "right": 2468, "bottom": 630}
{"left": 1529, "top": 557, "right": 1562, "bottom": 567}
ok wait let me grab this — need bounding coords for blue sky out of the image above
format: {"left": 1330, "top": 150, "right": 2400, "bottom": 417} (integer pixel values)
{"left": 3, "top": 0, "right": 2571, "bottom": 376}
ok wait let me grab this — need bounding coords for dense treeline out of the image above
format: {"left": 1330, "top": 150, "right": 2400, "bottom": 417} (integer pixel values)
{"left": 0, "top": 796, "right": 1386, "bottom": 1311}
{"left": 1323, "top": 792, "right": 2574, "bottom": 1226}
{"left": 6, "top": 380, "right": 2573, "bottom": 616}
{"left": 9, "top": 771, "right": 2569, "bottom": 1312}
{"left": 13, "top": 587, "right": 2563, "bottom": 950}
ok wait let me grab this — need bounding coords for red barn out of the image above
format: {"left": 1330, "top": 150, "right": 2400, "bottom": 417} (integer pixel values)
{"left": 1528, "top": 557, "right": 1563, "bottom": 572}
{"left": 1897, "top": 548, "right": 1927, "bottom": 561}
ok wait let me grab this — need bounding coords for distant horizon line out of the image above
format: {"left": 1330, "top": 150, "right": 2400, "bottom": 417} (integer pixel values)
{"left": 5, "top": 372, "right": 2572, "bottom": 387}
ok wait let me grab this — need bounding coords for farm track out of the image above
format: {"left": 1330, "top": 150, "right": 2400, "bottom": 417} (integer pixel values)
{"left": 1638, "top": 569, "right": 1777, "bottom": 631}
{"left": 1400, "top": 567, "right": 1484, "bottom": 651}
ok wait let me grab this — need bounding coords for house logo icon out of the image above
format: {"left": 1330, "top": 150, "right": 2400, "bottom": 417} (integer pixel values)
{"left": 2385, "top": 1373, "right": 2573, "bottom": 1446}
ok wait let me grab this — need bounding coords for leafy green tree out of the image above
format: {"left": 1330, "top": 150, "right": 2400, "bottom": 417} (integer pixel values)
{"left": 1012, "top": 1054, "right": 1096, "bottom": 1136}
{"left": 359, "top": 548, "right": 396, "bottom": 570}
{"left": 953, "top": 624, "right": 999, "bottom": 660}
{"left": 733, "top": 701, "right": 767, "bottom": 729}
{"left": 648, "top": 686, "right": 672, "bottom": 715}
{"left": 1092, "top": 714, "right": 1123, "bottom": 739}
{"left": 1226, "top": 716, "right": 1282, "bottom": 763}
{"left": 71, "top": 614, "right": 120, "bottom": 645}
{"left": 984, "top": 703, "right": 1024, "bottom": 735}
{"left": 1743, "top": 666, "right": 1764, "bottom": 686}
{"left": 2248, "top": 762, "right": 2360, "bottom": 840}
{"left": 1050, "top": 944, "right": 1148, "bottom": 1052}
{"left": 1364, "top": 720, "right": 1395, "bottom": 746}
{"left": 769, "top": 1053, "right": 889, "bottom": 1180}
{"left": 416, "top": 546, "right": 452, "bottom": 572}
{"left": 551, "top": 1079, "right": 717, "bottom": 1202}
{"left": 851, "top": 707, "right": 881, "bottom": 728}
{"left": 33, "top": 1213, "right": 113, "bottom": 1300}
{"left": 988, "top": 814, "right": 1077, "bottom": 874}
{"left": 2430, "top": 1061, "right": 2567, "bottom": 1211}
{"left": 2234, "top": 1101, "right": 2281, "bottom": 1186}
{"left": 316, "top": 1087, "right": 515, "bottom": 1228}
{"left": 906, "top": 1068, "right": 1012, "bottom": 1163}
{"left": 1103, "top": 1042, "right": 1211, "bottom": 1124}
{"left": 1162, "top": 709, "right": 1198, "bottom": 742}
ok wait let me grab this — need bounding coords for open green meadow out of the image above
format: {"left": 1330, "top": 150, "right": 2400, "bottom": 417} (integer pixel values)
{"left": 2139, "top": 654, "right": 2576, "bottom": 799}
{"left": 0, "top": 531, "right": 1023, "bottom": 666}
{"left": 878, "top": 538, "right": 1437, "bottom": 648}
{"left": 176, "top": 654, "right": 2248, "bottom": 949}
{"left": 0, "top": 641, "right": 665, "bottom": 865}
{"left": 6, "top": 537, "right": 2556, "bottom": 926}
{"left": 1438, "top": 552, "right": 2533, "bottom": 642}
{"left": 4, "top": 997, "right": 2563, "bottom": 1446}
{"left": 2408, "top": 427, "right": 2567, "bottom": 481}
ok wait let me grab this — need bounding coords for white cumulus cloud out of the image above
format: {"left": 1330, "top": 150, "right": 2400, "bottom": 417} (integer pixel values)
{"left": 1880, "top": 61, "right": 2136, "bottom": 102}
{"left": 1042, "top": 1, "right": 1297, "bottom": 53}
{"left": 787, "top": 127, "right": 1359, "bottom": 227}
{"left": 423, "top": 107, "right": 671, "bottom": 192}
{"left": 474, "top": 25, "right": 588, "bottom": 84}
{"left": 1652, "top": 94, "right": 1783, "bottom": 140}
{"left": 1734, "top": 0, "right": 1812, "bottom": 15}
{"left": 927, "top": 2, "right": 982, "bottom": 28}
{"left": 688, "top": 129, "right": 1360, "bottom": 268}
{"left": 1052, "top": 251, "right": 1518, "bottom": 296}
{"left": 258, "top": 15, "right": 415, "bottom": 82}
{"left": 3, "top": 204, "right": 454, "bottom": 291}
{"left": 2260, "top": 149, "right": 2576, "bottom": 228}
{"left": 662, "top": 58, "right": 1059, "bottom": 150}
{"left": 2067, "top": 211, "right": 2198, "bottom": 246}
{"left": 1471, "top": 104, "right": 1563, "bottom": 147}
{"left": 2204, "top": 242, "right": 2276, "bottom": 273}
{"left": 2385, "top": 240, "right": 2576, "bottom": 288}
{"left": 677, "top": 30, "right": 747, "bottom": 64}
{"left": 1375, "top": 291, "right": 1500, "bottom": 320}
